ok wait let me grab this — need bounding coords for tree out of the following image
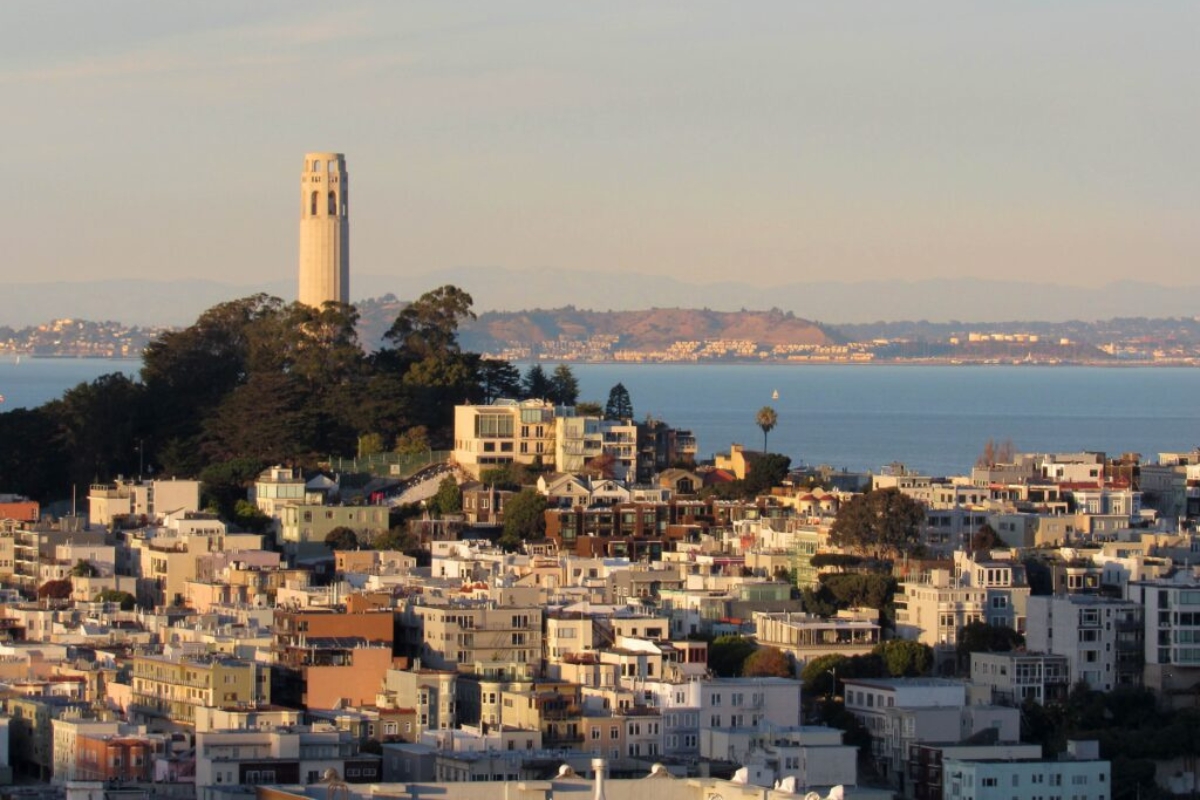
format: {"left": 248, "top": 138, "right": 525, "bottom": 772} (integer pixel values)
{"left": 521, "top": 364, "right": 552, "bottom": 400}
{"left": 802, "top": 654, "right": 851, "bottom": 695}
{"left": 431, "top": 475, "right": 462, "bottom": 516}
{"left": 233, "top": 499, "right": 272, "bottom": 534}
{"left": 743, "top": 453, "right": 791, "bottom": 495}
{"left": 394, "top": 426, "right": 431, "bottom": 457}
{"left": 324, "top": 527, "right": 359, "bottom": 552}
{"left": 873, "top": 640, "right": 933, "bottom": 677}
{"left": 549, "top": 364, "right": 580, "bottom": 406}
{"left": 604, "top": 383, "right": 634, "bottom": 421}
{"left": 381, "top": 285, "right": 475, "bottom": 362}
{"left": 575, "top": 401, "right": 603, "bottom": 417}
{"left": 357, "top": 433, "right": 384, "bottom": 458}
{"left": 708, "top": 635, "right": 757, "bottom": 677}
{"left": 95, "top": 589, "right": 137, "bottom": 610}
{"left": 971, "top": 523, "right": 1002, "bottom": 552}
{"left": 828, "top": 487, "right": 927, "bottom": 558}
{"left": 199, "top": 457, "right": 266, "bottom": 521}
{"left": 498, "top": 488, "right": 547, "bottom": 550}
{"left": 806, "top": 572, "right": 898, "bottom": 612}
{"left": 478, "top": 359, "right": 522, "bottom": 403}
{"left": 371, "top": 527, "right": 420, "bottom": 553}
{"left": 956, "top": 621, "right": 1025, "bottom": 670}
{"left": 69, "top": 559, "right": 98, "bottom": 578}
{"left": 743, "top": 645, "right": 792, "bottom": 677}
{"left": 480, "top": 463, "right": 530, "bottom": 491}
{"left": 38, "top": 579, "right": 73, "bottom": 600}
{"left": 755, "top": 406, "right": 778, "bottom": 452}
{"left": 582, "top": 452, "right": 617, "bottom": 480}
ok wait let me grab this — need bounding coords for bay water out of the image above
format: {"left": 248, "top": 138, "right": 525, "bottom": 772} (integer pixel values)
{"left": 4, "top": 358, "right": 1200, "bottom": 477}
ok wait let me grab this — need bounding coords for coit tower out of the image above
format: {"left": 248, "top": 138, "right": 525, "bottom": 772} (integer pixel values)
{"left": 298, "top": 152, "right": 350, "bottom": 307}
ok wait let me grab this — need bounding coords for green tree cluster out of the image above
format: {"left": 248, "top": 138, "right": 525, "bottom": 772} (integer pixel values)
{"left": 708, "top": 635, "right": 758, "bottom": 677}
{"left": 801, "top": 572, "right": 898, "bottom": 617}
{"left": 829, "top": 488, "right": 927, "bottom": 557}
{"left": 702, "top": 453, "right": 793, "bottom": 501}
{"left": 0, "top": 286, "right": 515, "bottom": 508}
{"left": 498, "top": 488, "right": 548, "bottom": 550}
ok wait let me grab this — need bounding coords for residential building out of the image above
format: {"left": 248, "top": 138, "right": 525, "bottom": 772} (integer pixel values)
{"left": 969, "top": 652, "right": 1070, "bottom": 705}
{"left": 278, "top": 504, "right": 390, "bottom": 562}
{"left": 87, "top": 478, "right": 201, "bottom": 528}
{"left": 195, "top": 725, "right": 380, "bottom": 800}
{"left": 415, "top": 603, "right": 543, "bottom": 680}
{"left": 752, "top": 611, "right": 880, "bottom": 669}
{"left": 555, "top": 416, "right": 639, "bottom": 481}
{"left": 942, "top": 740, "right": 1110, "bottom": 800}
{"left": 1024, "top": 595, "right": 1143, "bottom": 692}
{"left": 130, "top": 653, "right": 270, "bottom": 727}
{"left": 1127, "top": 575, "right": 1200, "bottom": 706}
{"left": 380, "top": 667, "right": 458, "bottom": 737}
{"left": 452, "top": 399, "right": 558, "bottom": 478}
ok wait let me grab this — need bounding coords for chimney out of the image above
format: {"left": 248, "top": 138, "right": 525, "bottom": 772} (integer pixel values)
{"left": 592, "top": 758, "right": 607, "bottom": 800}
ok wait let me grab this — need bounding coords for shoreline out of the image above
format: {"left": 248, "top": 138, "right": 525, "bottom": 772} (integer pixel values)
{"left": 4, "top": 354, "right": 1200, "bottom": 369}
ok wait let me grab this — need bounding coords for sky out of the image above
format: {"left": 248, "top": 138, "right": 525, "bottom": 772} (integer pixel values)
{"left": 2, "top": 2, "right": 1197, "bottom": 294}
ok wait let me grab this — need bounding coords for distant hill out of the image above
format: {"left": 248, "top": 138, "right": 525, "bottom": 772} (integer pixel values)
{"left": 352, "top": 299, "right": 838, "bottom": 354}
{"left": 461, "top": 307, "right": 838, "bottom": 352}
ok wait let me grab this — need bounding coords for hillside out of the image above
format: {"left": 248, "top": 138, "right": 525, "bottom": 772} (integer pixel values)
{"left": 353, "top": 299, "right": 839, "bottom": 355}
{"left": 460, "top": 307, "right": 840, "bottom": 353}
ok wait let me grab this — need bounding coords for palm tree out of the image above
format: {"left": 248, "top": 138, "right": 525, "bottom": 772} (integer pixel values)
{"left": 756, "top": 406, "right": 778, "bottom": 453}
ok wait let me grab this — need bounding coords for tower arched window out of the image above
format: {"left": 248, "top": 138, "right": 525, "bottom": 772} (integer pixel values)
{"left": 312, "top": 159, "right": 323, "bottom": 172}
{"left": 310, "top": 191, "right": 319, "bottom": 216}
{"left": 328, "top": 191, "right": 338, "bottom": 215}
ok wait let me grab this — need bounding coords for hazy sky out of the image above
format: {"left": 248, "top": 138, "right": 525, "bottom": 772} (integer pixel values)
{"left": 3, "top": 2, "right": 1197, "bottom": 292}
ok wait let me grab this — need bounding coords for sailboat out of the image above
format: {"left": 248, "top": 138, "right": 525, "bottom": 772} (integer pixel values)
{"left": 771, "top": 389, "right": 779, "bottom": 401}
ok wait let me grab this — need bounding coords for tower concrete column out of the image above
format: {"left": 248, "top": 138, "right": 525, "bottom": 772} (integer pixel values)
{"left": 298, "top": 152, "right": 350, "bottom": 307}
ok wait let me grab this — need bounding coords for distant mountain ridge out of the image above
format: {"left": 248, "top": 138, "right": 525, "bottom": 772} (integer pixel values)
{"left": 5, "top": 269, "right": 1200, "bottom": 327}
{"left": 461, "top": 307, "right": 838, "bottom": 352}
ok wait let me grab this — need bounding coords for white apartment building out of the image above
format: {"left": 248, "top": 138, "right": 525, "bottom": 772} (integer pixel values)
{"left": 453, "top": 399, "right": 558, "bottom": 478}
{"left": 641, "top": 676, "right": 802, "bottom": 759}
{"left": 1127, "top": 575, "right": 1200, "bottom": 704}
{"left": 555, "top": 416, "right": 639, "bottom": 481}
{"left": 1024, "top": 595, "right": 1143, "bottom": 692}
{"left": 969, "top": 651, "right": 1071, "bottom": 705}
{"left": 943, "top": 740, "right": 1110, "bottom": 800}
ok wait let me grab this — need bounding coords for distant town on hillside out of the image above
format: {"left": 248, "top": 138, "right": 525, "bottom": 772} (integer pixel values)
{"left": 5, "top": 300, "right": 1200, "bottom": 365}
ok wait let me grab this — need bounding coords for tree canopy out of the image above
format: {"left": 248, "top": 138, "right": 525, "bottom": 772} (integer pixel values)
{"left": 0, "top": 285, "right": 515, "bottom": 505}
{"left": 708, "top": 635, "right": 757, "bottom": 677}
{"left": 604, "top": 383, "right": 634, "bottom": 421}
{"left": 549, "top": 364, "right": 580, "bottom": 406}
{"left": 828, "top": 488, "right": 927, "bottom": 557}
{"left": 324, "top": 527, "right": 360, "bottom": 552}
{"left": 431, "top": 475, "right": 463, "bottom": 516}
{"left": 498, "top": 488, "right": 548, "bottom": 550}
{"left": 755, "top": 406, "right": 778, "bottom": 452}
{"left": 742, "top": 645, "right": 791, "bottom": 677}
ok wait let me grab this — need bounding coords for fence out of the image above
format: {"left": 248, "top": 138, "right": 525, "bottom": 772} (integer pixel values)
{"left": 327, "top": 451, "right": 452, "bottom": 478}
